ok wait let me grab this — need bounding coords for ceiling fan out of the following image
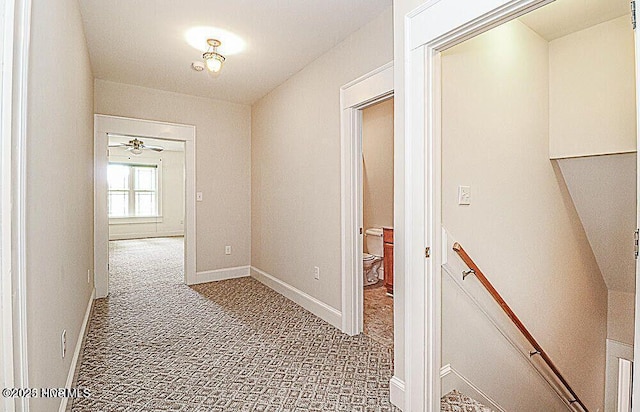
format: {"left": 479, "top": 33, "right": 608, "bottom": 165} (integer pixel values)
{"left": 108, "top": 138, "right": 164, "bottom": 155}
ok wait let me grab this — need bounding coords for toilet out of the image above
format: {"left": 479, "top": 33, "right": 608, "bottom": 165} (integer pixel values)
{"left": 363, "top": 228, "right": 384, "bottom": 286}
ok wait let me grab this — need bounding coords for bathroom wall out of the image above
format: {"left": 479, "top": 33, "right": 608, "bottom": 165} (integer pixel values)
{"left": 108, "top": 145, "right": 185, "bottom": 240}
{"left": 362, "top": 98, "right": 394, "bottom": 253}
{"left": 441, "top": 19, "right": 608, "bottom": 410}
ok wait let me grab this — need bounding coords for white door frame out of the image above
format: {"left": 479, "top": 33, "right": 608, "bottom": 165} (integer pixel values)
{"left": 633, "top": 6, "right": 640, "bottom": 409}
{"left": 94, "top": 115, "right": 197, "bottom": 298}
{"left": 340, "top": 61, "right": 393, "bottom": 336}
{"left": 405, "top": 0, "right": 553, "bottom": 410}
{"left": 0, "top": 2, "right": 16, "bottom": 409}
{"left": 1, "top": 0, "right": 31, "bottom": 410}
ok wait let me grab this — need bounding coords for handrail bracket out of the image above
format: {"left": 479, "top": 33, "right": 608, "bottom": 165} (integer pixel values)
{"left": 462, "top": 269, "right": 475, "bottom": 280}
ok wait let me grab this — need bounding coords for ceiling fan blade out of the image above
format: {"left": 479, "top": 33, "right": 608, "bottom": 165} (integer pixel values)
{"left": 108, "top": 143, "right": 129, "bottom": 148}
{"left": 143, "top": 145, "right": 164, "bottom": 152}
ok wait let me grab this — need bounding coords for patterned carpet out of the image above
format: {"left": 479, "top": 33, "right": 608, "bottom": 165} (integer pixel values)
{"left": 72, "top": 237, "right": 397, "bottom": 411}
{"left": 440, "top": 390, "right": 494, "bottom": 412}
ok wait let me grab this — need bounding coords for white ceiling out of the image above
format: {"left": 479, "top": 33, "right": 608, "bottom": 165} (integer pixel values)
{"left": 519, "top": 0, "right": 630, "bottom": 41}
{"left": 78, "top": 0, "right": 391, "bottom": 105}
{"left": 557, "top": 154, "right": 637, "bottom": 293}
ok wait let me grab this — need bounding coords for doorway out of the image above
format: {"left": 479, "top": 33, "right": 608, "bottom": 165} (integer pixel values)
{"left": 340, "top": 62, "right": 393, "bottom": 336}
{"left": 439, "top": 1, "right": 635, "bottom": 409}
{"left": 107, "top": 135, "right": 186, "bottom": 296}
{"left": 94, "top": 115, "right": 196, "bottom": 298}
{"left": 361, "top": 97, "right": 395, "bottom": 347}
{"left": 340, "top": 60, "right": 403, "bottom": 404}
{"left": 404, "top": 0, "right": 640, "bottom": 410}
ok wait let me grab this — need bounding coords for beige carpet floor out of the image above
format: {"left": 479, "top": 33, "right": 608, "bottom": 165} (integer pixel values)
{"left": 440, "top": 390, "right": 494, "bottom": 412}
{"left": 72, "top": 237, "right": 398, "bottom": 411}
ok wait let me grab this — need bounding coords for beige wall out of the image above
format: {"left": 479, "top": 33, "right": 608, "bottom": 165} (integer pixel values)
{"left": 556, "top": 154, "right": 637, "bottom": 293}
{"left": 94, "top": 80, "right": 251, "bottom": 271}
{"left": 608, "top": 290, "right": 635, "bottom": 345}
{"left": 442, "top": 267, "right": 569, "bottom": 410}
{"left": 549, "top": 15, "right": 636, "bottom": 159}
{"left": 441, "top": 20, "right": 608, "bottom": 410}
{"left": 251, "top": 8, "right": 393, "bottom": 310}
{"left": 108, "top": 147, "right": 185, "bottom": 240}
{"left": 362, "top": 98, "right": 394, "bottom": 253}
{"left": 25, "top": 0, "right": 94, "bottom": 410}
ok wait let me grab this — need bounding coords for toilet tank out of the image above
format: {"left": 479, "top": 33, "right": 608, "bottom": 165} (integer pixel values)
{"left": 365, "top": 228, "right": 384, "bottom": 257}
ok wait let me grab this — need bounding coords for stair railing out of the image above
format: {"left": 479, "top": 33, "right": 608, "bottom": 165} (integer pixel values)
{"left": 452, "top": 242, "right": 588, "bottom": 412}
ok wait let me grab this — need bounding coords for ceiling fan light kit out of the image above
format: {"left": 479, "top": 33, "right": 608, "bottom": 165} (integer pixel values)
{"left": 109, "top": 138, "right": 164, "bottom": 155}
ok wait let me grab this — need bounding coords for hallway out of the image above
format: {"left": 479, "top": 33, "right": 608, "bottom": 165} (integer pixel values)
{"left": 72, "top": 238, "right": 397, "bottom": 411}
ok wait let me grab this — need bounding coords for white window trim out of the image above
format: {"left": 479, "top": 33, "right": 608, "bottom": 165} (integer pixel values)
{"left": 107, "top": 156, "right": 163, "bottom": 223}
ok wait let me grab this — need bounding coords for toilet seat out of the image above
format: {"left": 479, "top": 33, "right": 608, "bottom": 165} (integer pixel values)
{"left": 363, "top": 253, "right": 380, "bottom": 261}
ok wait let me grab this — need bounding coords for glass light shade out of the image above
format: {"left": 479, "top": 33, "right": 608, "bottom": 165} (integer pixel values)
{"left": 130, "top": 148, "right": 143, "bottom": 156}
{"left": 205, "top": 56, "right": 223, "bottom": 73}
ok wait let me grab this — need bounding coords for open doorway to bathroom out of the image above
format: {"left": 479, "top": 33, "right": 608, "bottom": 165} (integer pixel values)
{"left": 361, "top": 97, "right": 394, "bottom": 347}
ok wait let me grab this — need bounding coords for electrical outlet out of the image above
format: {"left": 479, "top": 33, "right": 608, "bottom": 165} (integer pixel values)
{"left": 313, "top": 266, "right": 320, "bottom": 280}
{"left": 225, "top": 246, "right": 231, "bottom": 255}
{"left": 61, "top": 330, "right": 67, "bottom": 359}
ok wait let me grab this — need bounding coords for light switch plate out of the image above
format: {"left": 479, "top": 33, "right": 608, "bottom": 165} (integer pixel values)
{"left": 458, "top": 185, "right": 471, "bottom": 205}
{"left": 196, "top": 192, "right": 203, "bottom": 202}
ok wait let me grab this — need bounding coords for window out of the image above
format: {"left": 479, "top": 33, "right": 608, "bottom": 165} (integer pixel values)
{"left": 108, "top": 163, "right": 159, "bottom": 217}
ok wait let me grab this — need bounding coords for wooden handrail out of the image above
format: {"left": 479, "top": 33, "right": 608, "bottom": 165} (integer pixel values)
{"left": 452, "top": 242, "right": 588, "bottom": 412}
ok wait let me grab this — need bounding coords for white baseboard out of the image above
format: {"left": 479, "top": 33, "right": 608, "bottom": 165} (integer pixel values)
{"left": 250, "top": 266, "right": 342, "bottom": 330}
{"left": 389, "top": 376, "right": 405, "bottom": 410}
{"left": 193, "top": 265, "right": 250, "bottom": 284}
{"left": 109, "top": 231, "right": 184, "bottom": 241}
{"left": 440, "top": 364, "right": 505, "bottom": 412}
{"left": 59, "top": 288, "right": 95, "bottom": 412}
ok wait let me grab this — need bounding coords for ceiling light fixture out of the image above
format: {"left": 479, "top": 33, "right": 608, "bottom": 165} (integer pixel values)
{"left": 108, "top": 138, "right": 164, "bottom": 156}
{"left": 202, "top": 39, "right": 225, "bottom": 73}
